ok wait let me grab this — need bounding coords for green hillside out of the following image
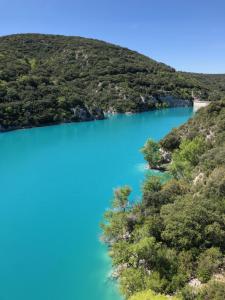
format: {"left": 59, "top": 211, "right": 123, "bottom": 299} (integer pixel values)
{"left": 102, "top": 100, "right": 225, "bottom": 300}
{"left": 181, "top": 72, "right": 225, "bottom": 101}
{"left": 1, "top": 33, "right": 223, "bottom": 131}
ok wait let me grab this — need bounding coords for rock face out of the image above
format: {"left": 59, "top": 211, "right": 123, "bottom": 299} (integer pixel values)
{"left": 159, "top": 148, "right": 172, "bottom": 164}
{"left": 160, "top": 95, "right": 193, "bottom": 107}
{"left": 89, "top": 107, "right": 105, "bottom": 120}
{"left": 72, "top": 105, "right": 104, "bottom": 121}
{"left": 72, "top": 106, "right": 91, "bottom": 121}
{"left": 72, "top": 96, "right": 193, "bottom": 122}
{"left": 139, "top": 95, "right": 193, "bottom": 109}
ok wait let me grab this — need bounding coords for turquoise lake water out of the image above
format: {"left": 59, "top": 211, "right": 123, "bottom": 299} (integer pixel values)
{"left": 0, "top": 107, "right": 193, "bottom": 300}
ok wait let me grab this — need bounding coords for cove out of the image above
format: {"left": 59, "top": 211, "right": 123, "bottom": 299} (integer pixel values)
{"left": 0, "top": 107, "right": 193, "bottom": 300}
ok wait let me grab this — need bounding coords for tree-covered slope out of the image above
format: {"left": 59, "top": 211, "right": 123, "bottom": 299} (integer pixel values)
{"left": 0, "top": 33, "right": 220, "bottom": 131}
{"left": 102, "top": 100, "right": 225, "bottom": 300}
{"left": 181, "top": 72, "right": 225, "bottom": 101}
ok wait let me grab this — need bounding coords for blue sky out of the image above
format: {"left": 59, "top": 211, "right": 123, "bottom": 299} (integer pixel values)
{"left": 1, "top": 0, "right": 225, "bottom": 73}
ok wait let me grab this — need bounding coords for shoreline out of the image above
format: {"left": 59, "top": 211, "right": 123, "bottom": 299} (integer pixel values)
{"left": 0, "top": 105, "right": 194, "bottom": 134}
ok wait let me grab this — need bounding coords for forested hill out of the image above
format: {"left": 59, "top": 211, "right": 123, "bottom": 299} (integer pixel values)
{"left": 102, "top": 100, "right": 225, "bottom": 300}
{"left": 0, "top": 34, "right": 225, "bottom": 131}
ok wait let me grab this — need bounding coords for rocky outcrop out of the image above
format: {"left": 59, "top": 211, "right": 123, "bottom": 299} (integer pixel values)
{"left": 160, "top": 148, "right": 172, "bottom": 164}
{"left": 89, "top": 107, "right": 105, "bottom": 120}
{"left": 160, "top": 95, "right": 193, "bottom": 107}
{"left": 110, "top": 263, "right": 128, "bottom": 279}
{"left": 71, "top": 105, "right": 104, "bottom": 121}
{"left": 71, "top": 106, "right": 91, "bottom": 121}
{"left": 105, "top": 107, "right": 118, "bottom": 115}
{"left": 137, "top": 95, "right": 192, "bottom": 109}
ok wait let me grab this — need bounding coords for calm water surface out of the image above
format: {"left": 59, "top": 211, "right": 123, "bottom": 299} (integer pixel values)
{"left": 0, "top": 108, "right": 193, "bottom": 300}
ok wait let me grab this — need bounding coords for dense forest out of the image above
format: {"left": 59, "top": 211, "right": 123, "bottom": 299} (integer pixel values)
{"left": 0, "top": 34, "right": 225, "bottom": 131}
{"left": 102, "top": 100, "right": 225, "bottom": 300}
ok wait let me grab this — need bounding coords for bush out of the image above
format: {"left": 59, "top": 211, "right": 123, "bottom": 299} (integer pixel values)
{"left": 169, "top": 137, "right": 206, "bottom": 178}
{"left": 196, "top": 248, "right": 222, "bottom": 282}
{"left": 129, "top": 290, "right": 181, "bottom": 300}
{"left": 200, "top": 280, "right": 225, "bottom": 300}
{"left": 120, "top": 268, "right": 145, "bottom": 298}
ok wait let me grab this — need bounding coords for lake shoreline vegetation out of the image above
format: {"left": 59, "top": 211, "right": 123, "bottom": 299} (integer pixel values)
{"left": 1, "top": 34, "right": 225, "bottom": 132}
{"left": 101, "top": 100, "right": 225, "bottom": 300}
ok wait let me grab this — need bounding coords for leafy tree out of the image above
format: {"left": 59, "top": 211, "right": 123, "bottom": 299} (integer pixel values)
{"left": 120, "top": 268, "right": 146, "bottom": 298}
{"left": 101, "top": 186, "right": 131, "bottom": 243}
{"left": 169, "top": 136, "right": 206, "bottom": 178}
{"left": 141, "top": 139, "right": 162, "bottom": 168}
{"left": 112, "top": 186, "right": 131, "bottom": 212}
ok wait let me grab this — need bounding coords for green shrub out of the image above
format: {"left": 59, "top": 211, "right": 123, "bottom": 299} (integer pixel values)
{"left": 197, "top": 248, "right": 222, "bottom": 282}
